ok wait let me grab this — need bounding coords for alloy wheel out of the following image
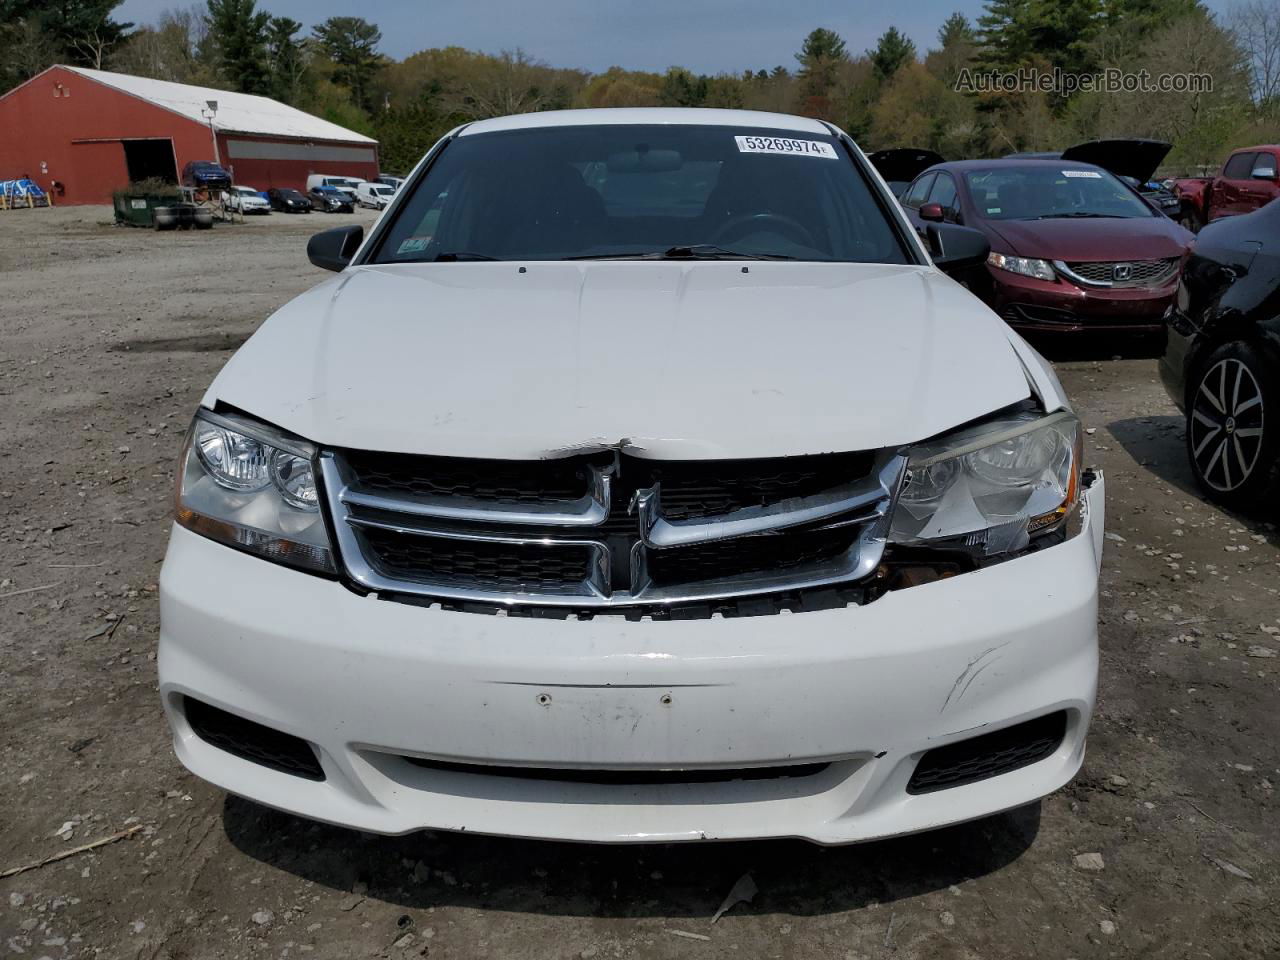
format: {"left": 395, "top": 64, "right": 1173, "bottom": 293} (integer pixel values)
{"left": 1190, "top": 357, "right": 1265, "bottom": 492}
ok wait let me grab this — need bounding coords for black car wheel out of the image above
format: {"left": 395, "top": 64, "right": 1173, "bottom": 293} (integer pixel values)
{"left": 1186, "top": 341, "right": 1277, "bottom": 506}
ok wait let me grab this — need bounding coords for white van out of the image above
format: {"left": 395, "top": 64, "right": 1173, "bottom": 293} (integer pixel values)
{"left": 356, "top": 181, "right": 396, "bottom": 209}
{"left": 305, "top": 175, "right": 361, "bottom": 200}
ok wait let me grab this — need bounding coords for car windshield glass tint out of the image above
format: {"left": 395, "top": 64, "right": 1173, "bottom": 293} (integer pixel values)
{"left": 373, "top": 124, "right": 908, "bottom": 264}
{"left": 965, "top": 167, "right": 1154, "bottom": 220}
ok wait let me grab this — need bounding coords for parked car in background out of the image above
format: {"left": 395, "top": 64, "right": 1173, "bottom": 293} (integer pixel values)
{"left": 309, "top": 184, "right": 354, "bottom": 212}
{"left": 159, "top": 108, "right": 1104, "bottom": 846}
{"left": 1171, "top": 146, "right": 1280, "bottom": 232}
{"left": 377, "top": 174, "right": 405, "bottom": 192}
{"left": 867, "top": 147, "right": 944, "bottom": 199}
{"left": 305, "top": 175, "right": 361, "bottom": 201}
{"left": 267, "top": 187, "right": 311, "bottom": 213}
{"left": 222, "top": 185, "right": 270, "bottom": 215}
{"left": 181, "top": 161, "right": 232, "bottom": 191}
{"left": 356, "top": 181, "right": 396, "bottom": 209}
{"left": 899, "top": 157, "right": 1194, "bottom": 335}
{"left": 1160, "top": 198, "right": 1280, "bottom": 506}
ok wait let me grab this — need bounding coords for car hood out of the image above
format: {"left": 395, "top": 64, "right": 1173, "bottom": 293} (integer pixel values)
{"left": 1060, "top": 139, "right": 1172, "bottom": 183}
{"left": 867, "top": 148, "right": 945, "bottom": 185}
{"left": 205, "top": 261, "right": 1034, "bottom": 459}
{"left": 984, "top": 216, "right": 1191, "bottom": 261}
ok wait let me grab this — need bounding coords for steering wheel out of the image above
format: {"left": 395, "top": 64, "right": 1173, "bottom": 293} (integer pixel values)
{"left": 711, "top": 212, "right": 816, "bottom": 249}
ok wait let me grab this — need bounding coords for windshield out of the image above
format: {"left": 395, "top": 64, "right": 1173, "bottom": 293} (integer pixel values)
{"left": 373, "top": 124, "right": 908, "bottom": 263}
{"left": 965, "top": 166, "right": 1155, "bottom": 220}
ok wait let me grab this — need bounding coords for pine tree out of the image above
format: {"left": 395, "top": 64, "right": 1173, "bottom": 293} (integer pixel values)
{"left": 0, "top": 0, "right": 131, "bottom": 71}
{"left": 659, "top": 67, "right": 708, "bottom": 107}
{"left": 266, "top": 16, "right": 305, "bottom": 104}
{"left": 869, "top": 27, "right": 917, "bottom": 82}
{"left": 795, "top": 28, "right": 849, "bottom": 107}
{"left": 937, "top": 12, "right": 976, "bottom": 50}
{"left": 204, "top": 0, "right": 270, "bottom": 94}
{"left": 312, "top": 17, "right": 384, "bottom": 113}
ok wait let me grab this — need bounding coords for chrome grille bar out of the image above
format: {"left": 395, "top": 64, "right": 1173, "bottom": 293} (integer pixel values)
{"left": 1053, "top": 257, "right": 1178, "bottom": 289}
{"left": 330, "top": 456, "right": 613, "bottom": 527}
{"left": 320, "top": 450, "right": 906, "bottom": 610}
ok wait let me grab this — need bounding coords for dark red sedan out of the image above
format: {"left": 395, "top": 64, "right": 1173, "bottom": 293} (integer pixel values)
{"left": 898, "top": 158, "right": 1194, "bottom": 334}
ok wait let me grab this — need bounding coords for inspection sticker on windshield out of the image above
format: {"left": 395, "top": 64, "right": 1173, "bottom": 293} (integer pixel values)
{"left": 1062, "top": 170, "right": 1102, "bottom": 178}
{"left": 735, "top": 135, "right": 838, "bottom": 159}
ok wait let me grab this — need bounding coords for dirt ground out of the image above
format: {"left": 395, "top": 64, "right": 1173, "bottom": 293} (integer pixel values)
{"left": 1, "top": 205, "right": 1276, "bottom": 960}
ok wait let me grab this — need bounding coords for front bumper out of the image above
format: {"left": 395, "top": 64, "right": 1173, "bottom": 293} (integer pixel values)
{"left": 158, "top": 477, "right": 1104, "bottom": 845}
{"left": 990, "top": 266, "right": 1175, "bottom": 334}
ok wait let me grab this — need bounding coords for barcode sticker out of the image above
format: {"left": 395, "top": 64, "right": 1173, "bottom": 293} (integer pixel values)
{"left": 735, "top": 135, "right": 838, "bottom": 159}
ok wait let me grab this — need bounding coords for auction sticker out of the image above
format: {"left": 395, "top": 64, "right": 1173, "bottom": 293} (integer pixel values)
{"left": 1062, "top": 170, "right": 1102, "bottom": 178}
{"left": 735, "top": 135, "right": 838, "bottom": 159}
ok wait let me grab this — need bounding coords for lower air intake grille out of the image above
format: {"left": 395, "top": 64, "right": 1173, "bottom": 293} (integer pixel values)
{"left": 403, "top": 756, "right": 830, "bottom": 785}
{"left": 907, "top": 711, "right": 1067, "bottom": 795}
{"left": 184, "top": 697, "right": 325, "bottom": 781}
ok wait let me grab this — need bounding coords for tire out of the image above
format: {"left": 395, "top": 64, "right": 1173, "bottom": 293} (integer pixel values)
{"left": 152, "top": 207, "right": 177, "bottom": 230}
{"left": 1178, "top": 205, "right": 1204, "bottom": 233}
{"left": 1185, "top": 340, "right": 1279, "bottom": 509}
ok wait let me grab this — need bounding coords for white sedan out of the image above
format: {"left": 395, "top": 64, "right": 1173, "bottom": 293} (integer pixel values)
{"left": 223, "top": 186, "right": 270, "bottom": 215}
{"left": 159, "top": 107, "right": 1103, "bottom": 845}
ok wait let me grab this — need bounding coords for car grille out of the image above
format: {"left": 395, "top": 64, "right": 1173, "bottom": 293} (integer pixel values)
{"left": 401, "top": 755, "right": 831, "bottom": 785}
{"left": 1057, "top": 257, "right": 1178, "bottom": 288}
{"left": 321, "top": 448, "right": 903, "bottom": 617}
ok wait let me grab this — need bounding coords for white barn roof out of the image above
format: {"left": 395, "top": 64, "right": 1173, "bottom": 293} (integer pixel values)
{"left": 63, "top": 65, "right": 376, "bottom": 144}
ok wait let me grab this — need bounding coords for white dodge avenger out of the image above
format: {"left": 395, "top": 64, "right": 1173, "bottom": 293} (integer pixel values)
{"left": 159, "top": 108, "right": 1105, "bottom": 844}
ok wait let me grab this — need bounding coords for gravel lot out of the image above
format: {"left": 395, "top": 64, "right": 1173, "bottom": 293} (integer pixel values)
{"left": 1, "top": 206, "right": 1276, "bottom": 960}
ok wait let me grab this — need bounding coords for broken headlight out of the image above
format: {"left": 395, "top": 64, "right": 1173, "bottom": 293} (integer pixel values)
{"left": 175, "top": 409, "right": 335, "bottom": 573}
{"left": 890, "top": 410, "right": 1081, "bottom": 556}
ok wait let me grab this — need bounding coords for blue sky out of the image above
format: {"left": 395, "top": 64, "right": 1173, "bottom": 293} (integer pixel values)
{"left": 114, "top": 0, "right": 1232, "bottom": 75}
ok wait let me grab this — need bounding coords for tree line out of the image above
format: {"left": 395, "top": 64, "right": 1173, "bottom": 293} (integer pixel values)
{"left": 2, "top": 0, "right": 1277, "bottom": 175}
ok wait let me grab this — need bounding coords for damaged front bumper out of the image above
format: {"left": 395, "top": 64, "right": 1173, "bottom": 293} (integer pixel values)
{"left": 157, "top": 474, "right": 1104, "bottom": 845}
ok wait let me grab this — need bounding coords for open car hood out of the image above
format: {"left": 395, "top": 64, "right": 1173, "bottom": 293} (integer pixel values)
{"left": 1060, "top": 139, "right": 1172, "bottom": 183}
{"left": 867, "top": 148, "right": 945, "bottom": 185}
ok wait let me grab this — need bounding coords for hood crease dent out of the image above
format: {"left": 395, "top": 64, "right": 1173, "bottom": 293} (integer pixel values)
{"left": 205, "top": 261, "right": 1033, "bottom": 460}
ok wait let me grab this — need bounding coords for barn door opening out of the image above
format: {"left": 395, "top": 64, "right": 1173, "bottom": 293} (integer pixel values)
{"left": 122, "top": 139, "right": 177, "bottom": 183}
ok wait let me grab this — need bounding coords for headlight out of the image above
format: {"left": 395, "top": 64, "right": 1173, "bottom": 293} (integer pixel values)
{"left": 987, "top": 252, "right": 1056, "bottom": 282}
{"left": 176, "top": 410, "right": 334, "bottom": 573}
{"left": 890, "top": 410, "right": 1081, "bottom": 556}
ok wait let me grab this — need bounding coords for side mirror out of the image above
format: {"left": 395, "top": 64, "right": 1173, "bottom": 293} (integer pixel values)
{"left": 1252, "top": 165, "right": 1277, "bottom": 180}
{"left": 926, "top": 223, "right": 990, "bottom": 275}
{"left": 919, "top": 202, "right": 945, "bottom": 223}
{"left": 307, "top": 225, "right": 364, "bottom": 272}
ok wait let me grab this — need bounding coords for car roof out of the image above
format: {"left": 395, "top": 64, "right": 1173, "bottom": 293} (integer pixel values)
{"left": 931, "top": 158, "right": 1114, "bottom": 174}
{"left": 460, "top": 107, "right": 831, "bottom": 137}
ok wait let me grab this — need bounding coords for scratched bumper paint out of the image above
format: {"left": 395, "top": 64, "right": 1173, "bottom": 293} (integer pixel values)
{"left": 157, "top": 478, "right": 1103, "bottom": 844}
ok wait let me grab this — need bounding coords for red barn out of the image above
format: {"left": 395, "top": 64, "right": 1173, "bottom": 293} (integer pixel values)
{"left": 0, "top": 65, "right": 379, "bottom": 205}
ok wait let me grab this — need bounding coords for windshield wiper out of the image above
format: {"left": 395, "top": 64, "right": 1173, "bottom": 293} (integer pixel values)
{"left": 1035, "top": 212, "right": 1124, "bottom": 219}
{"left": 429, "top": 251, "right": 500, "bottom": 262}
{"left": 568, "top": 245, "right": 796, "bottom": 261}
